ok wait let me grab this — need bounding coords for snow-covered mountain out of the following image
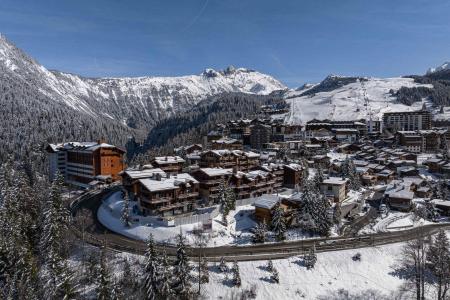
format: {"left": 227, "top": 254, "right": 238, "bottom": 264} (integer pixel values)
{"left": 0, "top": 34, "right": 286, "bottom": 130}
{"left": 284, "top": 76, "right": 433, "bottom": 125}
{"left": 426, "top": 62, "right": 450, "bottom": 74}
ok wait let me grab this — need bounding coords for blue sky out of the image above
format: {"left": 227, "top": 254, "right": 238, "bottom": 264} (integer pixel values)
{"left": 1, "top": 0, "right": 449, "bottom": 87}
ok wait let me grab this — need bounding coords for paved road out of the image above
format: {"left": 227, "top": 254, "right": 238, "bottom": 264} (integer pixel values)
{"left": 69, "top": 188, "right": 450, "bottom": 262}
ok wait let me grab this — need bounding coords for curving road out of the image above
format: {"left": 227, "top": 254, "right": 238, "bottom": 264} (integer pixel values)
{"left": 69, "top": 187, "right": 450, "bottom": 262}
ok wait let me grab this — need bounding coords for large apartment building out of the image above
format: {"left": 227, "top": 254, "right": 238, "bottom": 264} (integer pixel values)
{"left": 383, "top": 110, "right": 432, "bottom": 134}
{"left": 46, "top": 141, "right": 126, "bottom": 188}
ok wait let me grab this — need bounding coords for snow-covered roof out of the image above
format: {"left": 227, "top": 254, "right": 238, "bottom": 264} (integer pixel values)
{"left": 153, "top": 156, "right": 185, "bottom": 165}
{"left": 213, "top": 137, "right": 241, "bottom": 144}
{"left": 48, "top": 141, "right": 121, "bottom": 152}
{"left": 387, "top": 189, "right": 414, "bottom": 200}
{"left": 322, "top": 177, "right": 348, "bottom": 185}
{"left": 253, "top": 194, "right": 280, "bottom": 209}
{"left": 199, "top": 168, "right": 233, "bottom": 177}
{"left": 138, "top": 173, "right": 198, "bottom": 192}
{"left": 123, "top": 168, "right": 166, "bottom": 179}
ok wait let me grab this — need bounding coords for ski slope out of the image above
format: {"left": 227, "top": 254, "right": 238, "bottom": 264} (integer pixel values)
{"left": 285, "top": 77, "right": 433, "bottom": 125}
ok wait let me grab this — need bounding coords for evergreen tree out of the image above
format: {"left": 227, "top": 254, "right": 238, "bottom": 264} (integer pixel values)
{"left": 266, "top": 260, "right": 273, "bottom": 272}
{"left": 333, "top": 203, "right": 342, "bottom": 226}
{"left": 434, "top": 180, "right": 449, "bottom": 201}
{"left": 304, "top": 245, "right": 317, "bottom": 270}
{"left": 427, "top": 230, "right": 450, "bottom": 300}
{"left": 56, "top": 261, "right": 78, "bottom": 300}
{"left": 313, "top": 167, "right": 324, "bottom": 190}
{"left": 251, "top": 222, "right": 267, "bottom": 244}
{"left": 158, "top": 249, "right": 175, "bottom": 299}
{"left": 120, "top": 191, "right": 131, "bottom": 227}
{"left": 97, "top": 245, "right": 112, "bottom": 300}
{"left": 111, "top": 279, "right": 125, "bottom": 300}
{"left": 40, "top": 172, "right": 70, "bottom": 299}
{"left": 172, "top": 232, "right": 192, "bottom": 298}
{"left": 271, "top": 267, "right": 279, "bottom": 284}
{"left": 143, "top": 234, "right": 160, "bottom": 300}
{"left": 231, "top": 261, "right": 241, "bottom": 287}
{"left": 219, "top": 257, "right": 228, "bottom": 273}
{"left": 271, "top": 203, "right": 286, "bottom": 241}
{"left": 342, "top": 158, "right": 361, "bottom": 190}
{"left": 200, "top": 256, "right": 209, "bottom": 284}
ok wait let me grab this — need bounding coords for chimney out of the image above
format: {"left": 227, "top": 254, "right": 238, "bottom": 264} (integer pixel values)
{"left": 97, "top": 138, "right": 106, "bottom": 144}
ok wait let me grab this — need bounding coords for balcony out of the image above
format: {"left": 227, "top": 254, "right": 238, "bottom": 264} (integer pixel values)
{"left": 177, "top": 192, "right": 199, "bottom": 199}
{"left": 141, "top": 197, "right": 172, "bottom": 204}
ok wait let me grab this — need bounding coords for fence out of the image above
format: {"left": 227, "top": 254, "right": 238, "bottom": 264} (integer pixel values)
{"left": 174, "top": 205, "right": 221, "bottom": 226}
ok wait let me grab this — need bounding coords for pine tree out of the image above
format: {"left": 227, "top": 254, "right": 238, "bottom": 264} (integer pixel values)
{"left": 200, "top": 256, "right": 209, "bottom": 284}
{"left": 271, "top": 203, "right": 286, "bottom": 241}
{"left": 219, "top": 257, "right": 228, "bottom": 273}
{"left": 173, "top": 232, "right": 192, "bottom": 298}
{"left": 271, "top": 267, "right": 279, "bottom": 283}
{"left": 434, "top": 180, "right": 449, "bottom": 201}
{"left": 267, "top": 260, "right": 273, "bottom": 272}
{"left": 251, "top": 222, "right": 267, "bottom": 244}
{"left": 143, "top": 234, "right": 160, "bottom": 300}
{"left": 231, "top": 261, "right": 241, "bottom": 287}
{"left": 304, "top": 245, "right": 317, "bottom": 270}
{"left": 226, "top": 186, "right": 237, "bottom": 211}
{"left": 111, "top": 279, "right": 125, "bottom": 300}
{"left": 342, "top": 158, "right": 361, "bottom": 190}
{"left": 56, "top": 260, "right": 78, "bottom": 300}
{"left": 313, "top": 167, "right": 324, "bottom": 190}
{"left": 120, "top": 191, "right": 131, "bottom": 227}
{"left": 333, "top": 203, "right": 342, "bottom": 225}
{"left": 97, "top": 245, "right": 112, "bottom": 300}
{"left": 427, "top": 230, "right": 450, "bottom": 300}
{"left": 40, "top": 172, "right": 70, "bottom": 299}
{"left": 159, "top": 249, "right": 174, "bottom": 299}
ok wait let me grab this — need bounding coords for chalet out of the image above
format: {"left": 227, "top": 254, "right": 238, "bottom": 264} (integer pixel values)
{"left": 283, "top": 163, "right": 303, "bottom": 189}
{"left": 385, "top": 189, "right": 414, "bottom": 211}
{"left": 199, "top": 150, "right": 260, "bottom": 171}
{"left": 431, "top": 199, "right": 450, "bottom": 216}
{"left": 260, "top": 164, "right": 284, "bottom": 190}
{"left": 230, "top": 170, "right": 276, "bottom": 199}
{"left": 424, "top": 158, "right": 447, "bottom": 173}
{"left": 250, "top": 123, "right": 271, "bottom": 150}
{"left": 320, "top": 177, "right": 349, "bottom": 202}
{"left": 311, "top": 155, "right": 331, "bottom": 167}
{"left": 151, "top": 156, "right": 185, "bottom": 174}
{"left": 333, "top": 128, "right": 359, "bottom": 143}
{"left": 191, "top": 168, "right": 233, "bottom": 201}
{"left": 376, "top": 169, "right": 395, "bottom": 183}
{"left": 135, "top": 173, "right": 200, "bottom": 216}
{"left": 121, "top": 168, "right": 166, "bottom": 199}
{"left": 396, "top": 131, "right": 423, "bottom": 153}
{"left": 415, "top": 186, "right": 432, "bottom": 198}
{"left": 46, "top": 140, "right": 126, "bottom": 188}
{"left": 174, "top": 144, "right": 203, "bottom": 155}
{"left": 211, "top": 137, "right": 243, "bottom": 150}
{"left": 253, "top": 195, "right": 286, "bottom": 223}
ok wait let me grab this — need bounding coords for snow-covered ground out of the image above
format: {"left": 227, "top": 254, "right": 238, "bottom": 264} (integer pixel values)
{"left": 202, "top": 242, "right": 406, "bottom": 299}
{"left": 284, "top": 77, "right": 433, "bottom": 125}
{"left": 98, "top": 192, "right": 336, "bottom": 247}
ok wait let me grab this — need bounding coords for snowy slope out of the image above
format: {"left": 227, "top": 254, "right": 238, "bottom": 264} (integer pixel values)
{"left": 285, "top": 76, "right": 433, "bottom": 125}
{"left": 0, "top": 34, "right": 286, "bottom": 129}
{"left": 427, "top": 61, "right": 450, "bottom": 74}
{"left": 203, "top": 243, "right": 406, "bottom": 299}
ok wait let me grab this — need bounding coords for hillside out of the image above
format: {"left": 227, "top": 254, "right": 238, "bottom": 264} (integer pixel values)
{"left": 0, "top": 34, "right": 285, "bottom": 165}
{"left": 284, "top": 76, "right": 434, "bottom": 125}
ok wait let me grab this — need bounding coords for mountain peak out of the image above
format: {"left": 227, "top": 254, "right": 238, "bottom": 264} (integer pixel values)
{"left": 426, "top": 62, "right": 450, "bottom": 75}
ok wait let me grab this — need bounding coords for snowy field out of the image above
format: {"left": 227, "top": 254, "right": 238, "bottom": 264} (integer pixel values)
{"left": 201, "top": 242, "right": 406, "bottom": 299}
